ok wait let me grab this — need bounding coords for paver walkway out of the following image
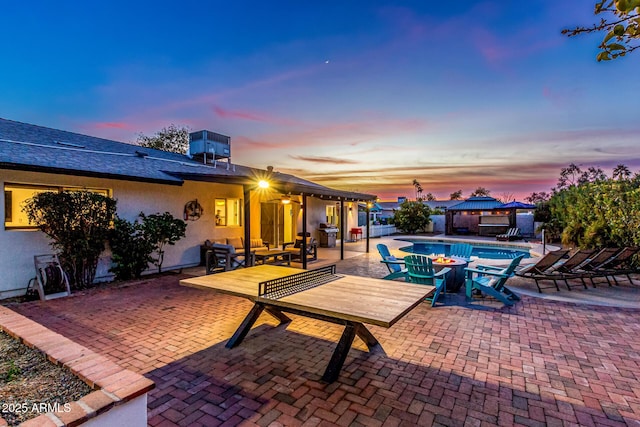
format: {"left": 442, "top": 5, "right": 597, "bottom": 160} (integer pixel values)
{"left": 5, "top": 256, "right": 640, "bottom": 426}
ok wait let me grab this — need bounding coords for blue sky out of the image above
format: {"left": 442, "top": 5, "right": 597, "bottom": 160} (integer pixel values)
{"left": 2, "top": 1, "right": 639, "bottom": 201}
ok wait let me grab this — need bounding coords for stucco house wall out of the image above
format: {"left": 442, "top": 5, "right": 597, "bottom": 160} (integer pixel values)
{"left": 1, "top": 170, "right": 250, "bottom": 298}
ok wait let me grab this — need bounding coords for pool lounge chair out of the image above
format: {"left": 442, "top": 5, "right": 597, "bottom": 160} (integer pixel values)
{"left": 551, "top": 248, "right": 599, "bottom": 290}
{"left": 593, "top": 247, "right": 639, "bottom": 285}
{"left": 515, "top": 249, "right": 570, "bottom": 292}
{"left": 496, "top": 228, "right": 522, "bottom": 241}
{"left": 465, "top": 255, "right": 524, "bottom": 306}
{"left": 404, "top": 255, "right": 450, "bottom": 307}
{"left": 573, "top": 247, "right": 625, "bottom": 287}
{"left": 377, "top": 244, "right": 408, "bottom": 280}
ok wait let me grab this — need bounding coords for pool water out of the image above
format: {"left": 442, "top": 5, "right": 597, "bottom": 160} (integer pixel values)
{"left": 399, "top": 241, "right": 531, "bottom": 260}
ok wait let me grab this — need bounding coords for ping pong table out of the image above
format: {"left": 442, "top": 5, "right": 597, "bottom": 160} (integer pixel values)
{"left": 180, "top": 265, "right": 434, "bottom": 383}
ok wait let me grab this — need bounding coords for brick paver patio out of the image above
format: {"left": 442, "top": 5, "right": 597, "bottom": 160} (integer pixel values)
{"left": 6, "top": 259, "right": 640, "bottom": 426}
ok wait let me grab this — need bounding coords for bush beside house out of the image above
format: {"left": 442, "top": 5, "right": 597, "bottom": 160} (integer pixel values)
{"left": 23, "top": 191, "right": 116, "bottom": 289}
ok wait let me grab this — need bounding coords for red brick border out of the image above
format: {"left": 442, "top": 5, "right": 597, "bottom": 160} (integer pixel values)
{"left": 0, "top": 306, "right": 154, "bottom": 426}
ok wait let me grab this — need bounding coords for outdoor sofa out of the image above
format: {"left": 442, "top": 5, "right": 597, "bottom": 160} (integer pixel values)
{"left": 200, "top": 237, "right": 269, "bottom": 265}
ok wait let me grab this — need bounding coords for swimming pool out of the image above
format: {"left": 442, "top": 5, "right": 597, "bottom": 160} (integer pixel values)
{"left": 398, "top": 238, "right": 532, "bottom": 260}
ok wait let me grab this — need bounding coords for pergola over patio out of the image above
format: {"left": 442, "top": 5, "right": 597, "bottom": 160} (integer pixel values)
{"left": 445, "top": 197, "right": 535, "bottom": 236}
{"left": 180, "top": 169, "right": 377, "bottom": 269}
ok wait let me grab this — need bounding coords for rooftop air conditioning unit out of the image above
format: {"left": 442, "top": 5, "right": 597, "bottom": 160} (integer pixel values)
{"left": 189, "top": 130, "right": 231, "bottom": 163}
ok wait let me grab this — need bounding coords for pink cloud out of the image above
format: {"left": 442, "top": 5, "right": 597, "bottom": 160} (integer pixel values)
{"left": 212, "top": 106, "right": 266, "bottom": 121}
{"left": 231, "top": 115, "right": 432, "bottom": 153}
{"left": 290, "top": 161, "right": 562, "bottom": 201}
{"left": 290, "top": 155, "right": 358, "bottom": 165}
{"left": 91, "top": 121, "right": 133, "bottom": 130}
{"left": 233, "top": 135, "right": 281, "bottom": 149}
{"left": 283, "top": 117, "right": 429, "bottom": 145}
{"left": 542, "top": 86, "right": 583, "bottom": 108}
{"left": 212, "top": 105, "right": 299, "bottom": 126}
{"left": 76, "top": 117, "right": 198, "bottom": 142}
{"left": 377, "top": 6, "right": 430, "bottom": 42}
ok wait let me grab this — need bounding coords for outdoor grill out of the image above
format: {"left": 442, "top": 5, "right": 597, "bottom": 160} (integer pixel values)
{"left": 318, "top": 223, "right": 339, "bottom": 248}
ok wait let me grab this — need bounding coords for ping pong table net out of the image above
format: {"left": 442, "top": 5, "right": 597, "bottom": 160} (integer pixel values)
{"left": 259, "top": 265, "right": 340, "bottom": 299}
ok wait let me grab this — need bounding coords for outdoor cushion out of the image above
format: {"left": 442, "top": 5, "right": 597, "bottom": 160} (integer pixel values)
{"left": 227, "top": 237, "right": 244, "bottom": 250}
{"left": 249, "top": 238, "right": 265, "bottom": 248}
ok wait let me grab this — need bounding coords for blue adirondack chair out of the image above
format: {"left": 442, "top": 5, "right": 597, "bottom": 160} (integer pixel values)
{"left": 403, "top": 255, "right": 451, "bottom": 307}
{"left": 450, "top": 243, "right": 473, "bottom": 261}
{"left": 377, "top": 244, "right": 408, "bottom": 280}
{"left": 464, "top": 255, "right": 524, "bottom": 306}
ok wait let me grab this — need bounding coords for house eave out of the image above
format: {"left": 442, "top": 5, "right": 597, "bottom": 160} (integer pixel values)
{"left": 0, "top": 163, "right": 184, "bottom": 186}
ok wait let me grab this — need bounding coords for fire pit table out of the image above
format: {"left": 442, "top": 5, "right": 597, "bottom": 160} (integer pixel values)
{"left": 430, "top": 256, "right": 468, "bottom": 292}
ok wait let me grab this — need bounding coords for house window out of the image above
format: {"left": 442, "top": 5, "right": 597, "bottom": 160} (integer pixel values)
{"left": 3, "top": 183, "right": 111, "bottom": 230}
{"left": 215, "top": 198, "right": 242, "bottom": 227}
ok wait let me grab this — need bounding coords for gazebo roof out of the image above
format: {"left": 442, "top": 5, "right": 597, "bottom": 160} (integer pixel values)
{"left": 448, "top": 196, "right": 503, "bottom": 211}
{"left": 498, "top": 201, "right": 536, "bottom": 209}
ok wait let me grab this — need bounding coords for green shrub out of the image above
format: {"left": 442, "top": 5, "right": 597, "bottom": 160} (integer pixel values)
{"left": 108, "top": 216, "right": 155, "bottom": 281}
{"left": 140, "top": 212, "right": 187, "bottom": 273}
{"left": 548, "top": 167, "right": 640, "bottom": 249}
{"left": 392, "top": 200, "right": 432, "bottom": 234}
{"left": 23, "top": 191, "right": 116, "bottom": 289}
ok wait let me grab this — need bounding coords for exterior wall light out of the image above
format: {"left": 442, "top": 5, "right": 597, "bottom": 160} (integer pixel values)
{"left": 258, "top": 180, "right": 269, "bottom": 189}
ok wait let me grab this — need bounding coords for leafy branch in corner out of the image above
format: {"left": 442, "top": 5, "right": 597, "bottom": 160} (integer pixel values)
{"left": 563, "top": 0, "right": 640, "bottom": 61}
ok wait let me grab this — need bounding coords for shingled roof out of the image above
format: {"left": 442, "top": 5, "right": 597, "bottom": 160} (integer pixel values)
{"left": 0, "top": 118, "right": 376, "bottom": 202}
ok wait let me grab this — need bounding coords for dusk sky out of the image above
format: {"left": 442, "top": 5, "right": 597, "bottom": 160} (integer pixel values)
{"left": 2, "top": 2, "right": 639, "bottom": 201}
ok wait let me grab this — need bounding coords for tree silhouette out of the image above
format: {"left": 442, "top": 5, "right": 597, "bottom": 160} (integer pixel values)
{"left": 136, "top": 124, "right": 190, "bottom": 154}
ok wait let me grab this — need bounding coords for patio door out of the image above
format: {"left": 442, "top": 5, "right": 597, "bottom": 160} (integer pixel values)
{"left": 260, "top": 202, "right": 287, "bottom": 247}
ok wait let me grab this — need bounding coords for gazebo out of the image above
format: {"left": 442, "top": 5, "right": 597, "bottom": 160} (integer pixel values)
{"left": 445, "top": 197, "right": 535, "bottom": 236}
{"left": 497, "top": 200, "right": 536, "bottom": 237}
